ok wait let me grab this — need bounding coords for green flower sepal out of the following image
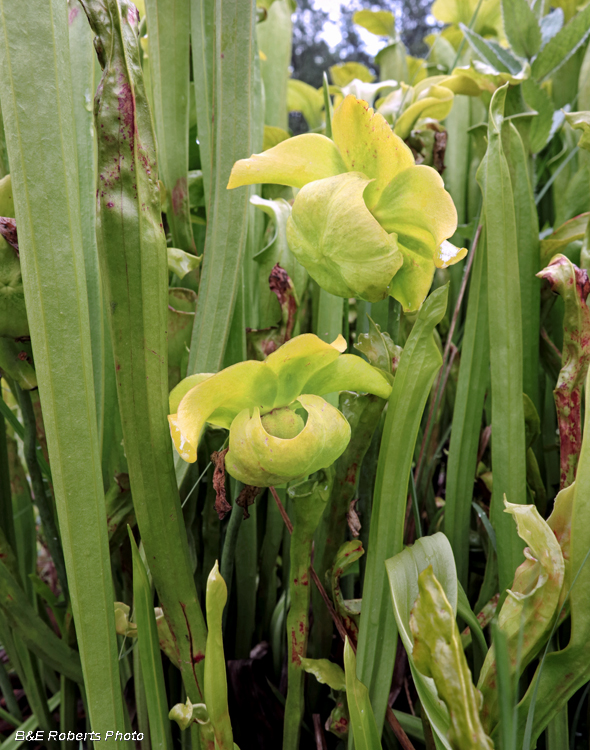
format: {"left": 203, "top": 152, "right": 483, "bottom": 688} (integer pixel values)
{"left": 228, "top": 95, "right": 466, "bottom": 311}
{"left": 168, "top": 334, "right": 392, "bottom": 486}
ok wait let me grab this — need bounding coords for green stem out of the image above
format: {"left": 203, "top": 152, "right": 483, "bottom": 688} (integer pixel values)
{"left": 283, "top": 472, "right": 332, "bottom": 750}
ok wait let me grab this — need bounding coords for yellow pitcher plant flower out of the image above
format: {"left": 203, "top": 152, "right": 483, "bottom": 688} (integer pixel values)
{"left": 228, "top": 95, "right": 466, "bottom": 311}
{"left": 168, "top": 333, "right": 392, "bottom": 486}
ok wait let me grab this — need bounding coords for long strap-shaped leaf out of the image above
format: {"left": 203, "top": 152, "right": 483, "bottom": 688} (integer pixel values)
{"left": 0, "top": 0, "right": 126, "bottom": 734}
{"left": 355, "top": 284, "right": 448, "bottom": 734}
{"left": 479, "top": 85, "right": 526, "bottom": 591}
{"left": 80, "top": 0, "right": 207, "bottom": 701}
{"left": 145, "top": 0, "right": 195, "bottom": 252}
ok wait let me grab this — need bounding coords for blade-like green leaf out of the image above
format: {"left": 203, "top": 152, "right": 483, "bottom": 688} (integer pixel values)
{"left": 81, "top": 0, "right": 207, "bottom": 702}
{"left": 479, "top": 85, "right": 527, "bottom": 592}
{"left": 356, "top": 284, "right": 448, "bottom": 732}
{"left": 502, "top": 123, "right": 541, "bottom": 413}
{"left": 0, "top": 0, "right": 127, "bottom": 733}
{"left": 129, "top": 530, "right": 173, "bottom": 750}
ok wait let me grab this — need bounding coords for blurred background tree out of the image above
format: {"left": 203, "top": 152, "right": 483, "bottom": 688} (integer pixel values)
{"left": 291, "top": 0, "right": 438, "bottom": 87}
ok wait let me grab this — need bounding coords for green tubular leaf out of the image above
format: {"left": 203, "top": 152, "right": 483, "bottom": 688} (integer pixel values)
{"left": 386, "top": 533, "right": 457, "bottom": 749}
{"left": 537, "top": 254, "right": 590, "bottom": 488}
{"left": 444, "top": 232, "right": 489, "bottom": 589}
{"left": 0, "top": 0, "right": 127, "bottom": 733}
{"left": 190, "top": 0, "right": 214, "bottom": 205}
{"left": 478, "top": 501, "right": 565, "bottom": 733}
{"left": 81, "top": 0, "right": 207, "bottom": 702}
{"left": 129, "top": 531, "right": 173, "bottom": 750}
{"left": 502, "top": 122, "right": 541, "bottom": 413}
{"left": 501, "top": 0, "right": 541, "bottom": 59}
{"left": 227, "top": 134, "right": 347, "bottom": 190}
{"left": 411, "top": 566, "right": 493, "bottom": 750}
{"left": 512, "top": 397, "right": 590, "bottom": 743}
{"left": 331, "top": 95, "right": 414, "bottom": 209}
{"left": 204, "top": 562, "right": 234, "bottom": 750}
{"left": 531, "top": 3, "right": 590, "bottom": 82}
{"left": 145, "top": 0, "right": 194, "bottom": 253}
{"left": 356, "top": 284, "right": 448, "bottom": 733}
{"left": 0, "top": 693, "right": 60, "bottom": 750}
{"left": 68, "top": 0, "right": 105, "bottom": 448}
{"left": 284, "top": 472, "right": 332, "bottom": 750}
{"left": 344, "top": 638, "right": 381, "bottom": 750}
{"left": 187, "top": 0, "right": 261, "bottom": 380}
{"left": 225, "top": 395, "right": 351, "bottom": 486}
{"left": 286, "top": 172, "right": 403, "bottom": 303}
{"left": 311, "top": 394, "right": 385, "bottom": 660}
{"left": 479, "top": 84, "right": 527, "bottom": 592}
{"left": 257, "top": 0, "right": 292, "bottom": 130}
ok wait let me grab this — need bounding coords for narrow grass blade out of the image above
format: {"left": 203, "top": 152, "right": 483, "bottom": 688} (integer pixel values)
{"left": 444, "top": 232, "right": 488, "bottom": 589}
{"left": 145, "top": 0, "right": 194, "bottom": 252}
{"left": 479, "top": 85, "right": 527, "bottom": 592}
{"left": 356, "top": 284, "right": 448, "bottom": 732}
{"left": 129, "top": 530, "right": 173, "bottom": 750}
{"left": 0, "top": 0, "right": 127, "bottom": 732}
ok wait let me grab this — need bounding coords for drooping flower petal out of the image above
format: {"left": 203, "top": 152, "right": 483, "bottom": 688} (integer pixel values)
{"left": 173, "top": 361, "right": 276, "bottom": 462}
{"left": 287, "top": 171, "right": 403, "bottom": 303}
{"left": 225, "top": 394, "right": 351, "bottom": 486}
{"left": 331, "top": 95, "right": 415, "bottom": 209}
{"left": 226, "top": 133, "right": 347, "bottom": 190}
{"left": 303, "top": 354, "right": 392, "bottom": 399}
{"left": 264, "top": 333, "right": 346, "bottom": 406}
{"left": 371, "top": 165, "right": 458, "bottom": 249}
